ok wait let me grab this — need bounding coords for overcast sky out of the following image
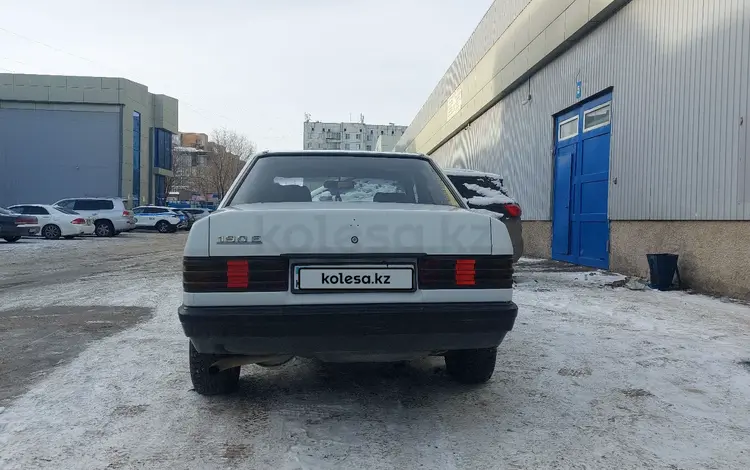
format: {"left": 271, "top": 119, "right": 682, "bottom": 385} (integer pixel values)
{"left": 1, "top": 0, "right": 491, "bottom": 150}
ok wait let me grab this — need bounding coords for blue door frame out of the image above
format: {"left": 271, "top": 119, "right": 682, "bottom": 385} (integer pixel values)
{"left": 552, "top": 93, "right": 612, "bottom": 269}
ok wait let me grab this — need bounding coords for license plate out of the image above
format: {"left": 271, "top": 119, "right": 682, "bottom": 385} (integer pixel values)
{"left": 295, "top": 265, "right": 415, "bottom": 291}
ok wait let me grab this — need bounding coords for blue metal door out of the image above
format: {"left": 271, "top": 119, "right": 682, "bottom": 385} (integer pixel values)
{"left": 552, "top": 145, "right": 574, "bottom": 256}
{"left": 552, "top": 93, "right": 612, "bottom": 269}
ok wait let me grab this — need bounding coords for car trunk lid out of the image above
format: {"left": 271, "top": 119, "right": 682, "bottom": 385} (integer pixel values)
{"left": 207, "top": 203, "right": 492, "bottom": 257}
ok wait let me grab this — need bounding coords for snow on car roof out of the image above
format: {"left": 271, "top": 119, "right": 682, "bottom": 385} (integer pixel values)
{"left": 442, "top": 167, "right": 503, "bottom": 179}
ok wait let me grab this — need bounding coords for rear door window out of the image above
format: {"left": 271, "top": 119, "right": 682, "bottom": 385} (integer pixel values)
{"left": 28, "top": 206, "right": 50, "bottom": 215}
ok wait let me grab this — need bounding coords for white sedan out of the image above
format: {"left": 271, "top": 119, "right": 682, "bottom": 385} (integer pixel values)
{"left": 7, "top": 204, "right": 95, "bottom": 239}
{"left": 178, "top": 150, "right": 519, "bottom": 395}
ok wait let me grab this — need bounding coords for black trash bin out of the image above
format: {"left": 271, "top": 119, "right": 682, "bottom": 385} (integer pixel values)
{"left": 646, "top": 253, "right": 680, "bottom": 291}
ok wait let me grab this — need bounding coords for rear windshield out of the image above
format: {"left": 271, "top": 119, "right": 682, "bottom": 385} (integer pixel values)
{"left": 229, "top": 155, "right": 461, "bottom": 207}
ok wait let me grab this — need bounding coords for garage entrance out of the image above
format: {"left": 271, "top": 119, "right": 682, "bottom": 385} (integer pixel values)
{"left": 551, "top": 93, "right": 612, "bottom": 270}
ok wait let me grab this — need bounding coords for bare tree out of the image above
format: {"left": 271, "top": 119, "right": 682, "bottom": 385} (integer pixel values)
{"left": 198, "top": 128, "right": 256, "bottom": 199}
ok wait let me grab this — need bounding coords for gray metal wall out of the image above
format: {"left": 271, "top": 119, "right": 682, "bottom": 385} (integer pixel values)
{"left": 401, "top": 0, "right": 534, "bottom": 150}
{"left": 0, "top": 107, "right": 121, "bottom": 207}
{"left": 428, "top": 0, "right": 750, "bottom": 221}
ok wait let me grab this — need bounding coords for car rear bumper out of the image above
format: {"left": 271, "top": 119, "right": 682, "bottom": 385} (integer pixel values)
{"left": 179, "top": 301, "right": 518, "bottom": 356}
{"left": 16, "top": 224, "right": 40, "bottom": 236}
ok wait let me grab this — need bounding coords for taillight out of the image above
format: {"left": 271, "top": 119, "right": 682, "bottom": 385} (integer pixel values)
{"left": 418, "top": 256, "right": 513, "bottom": 289}
{"left": 15, "top": 216, "right": 37, "bottom": 225}
{"left": 504, "top": 203, "right": 522, "bottom": 217}
{"left": 123, "top": 210, "right": 131, "bottom": 217}
{"left": 183, "top": 257, "right": 289, "bottom": 292}
{"left": 455, "top": 259, "right": 476, "bottom": 286}
{"left": 226, "top": 260, "right": 249, "bottom": 288}
{"left": 71, "top": 218, "right": 86, "bottom": 225}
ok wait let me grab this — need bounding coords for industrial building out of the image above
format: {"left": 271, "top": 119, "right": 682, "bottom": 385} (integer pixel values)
{"left": 396, "top": 0, "right": 750, "bottom": 298}
{"left": 303, "top": 118, "right": 406, "bottom": 152}
{"left": 0, "top": 73, "right": 178, "bottom": 208}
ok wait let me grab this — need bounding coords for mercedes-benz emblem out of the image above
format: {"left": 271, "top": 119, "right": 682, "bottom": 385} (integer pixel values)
{"left": 351, "top": 236, "right": 359, "bottom": 244}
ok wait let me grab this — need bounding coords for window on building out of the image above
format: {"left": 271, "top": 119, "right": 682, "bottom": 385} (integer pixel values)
{"left": 381, "top": 130, "right": 384, "bottom": 135}
{"left": 154, "top": 128, "right": 173, "bottom": 170}
{"left": 345, "top": 134, "right": 351, "bottom": 139}
{"left": 583, "top": 102, "right": 611, "bottom": 132}
{"left": 391, "top": 131, "right": 394, "bottom": 135}
{"left": 370, "top": 130, "right": 373, "bottom": 134}
{"left": 155, "top": 174, "right": 166, "bottom": 206}
{"left": 307, "top": 142, "right": 312, "bottom": 148}
{"left": 366, "top": 145, "right": 372, "bottom": 150}
{"left": 558, "top": 116, "right": 579, "bottom": 141}
{"left": 132, "top": 111, "right": 141, "bottom": 204}
{"left": 344, "top": 143, "right": 350, "bottom": 150}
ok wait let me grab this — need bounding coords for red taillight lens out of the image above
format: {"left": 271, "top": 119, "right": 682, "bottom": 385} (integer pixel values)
{"left": 16, "top": 216, "right": 37, "bottom": 225}
{"left": 455, "top": 259, "right": 476, "bottom": 286}
{"left": 418, "top": 256, "right": 513, "bottom": 289}
{"left": 123, "top": 210, "right": 131, "bottom": 217}
{"left": 71, "top": 218, "right": 86, "bottom": 225}
{"left": 504, "top": 203, "right": 522, "bottom": 217}
{"left": 183, "top": 257, "right": 289, "bottom": 292}
{"left": 226, "top": 260, "right": 249, "bottom": 288}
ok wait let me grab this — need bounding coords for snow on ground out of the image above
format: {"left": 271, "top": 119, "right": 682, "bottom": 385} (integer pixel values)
{"left": 1, "top": 261, "right": 749, "bottom": 469}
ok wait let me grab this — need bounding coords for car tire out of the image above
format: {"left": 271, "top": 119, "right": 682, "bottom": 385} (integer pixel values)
{"left": 95, "top": 220, "right": 115, "bottom": 237}
{"left": 3, "top": 236, "right": 21, "bottom": 243}
{"left": 189, "top": 341, "right": 240, "bottom": 396}
{"left": 42, "top": 224, "right": 62, "bottom": 240}
{"left": 156, "top": 221, "right": 171, "bottom": 233}
{"left": 444, "top": 347, "right": 497, "bottom": 384}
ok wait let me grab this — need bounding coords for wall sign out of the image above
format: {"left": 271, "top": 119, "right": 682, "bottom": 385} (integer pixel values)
{"left": 446, "top": 87, "right": 462, "bottom": 122}
{"left": 576, "top": 80, "right": 582, "bottom": 100}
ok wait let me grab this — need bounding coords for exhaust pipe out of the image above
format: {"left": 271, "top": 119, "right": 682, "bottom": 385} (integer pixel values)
{"left": 208, "top": 355, "right": 293, "bottom": 374}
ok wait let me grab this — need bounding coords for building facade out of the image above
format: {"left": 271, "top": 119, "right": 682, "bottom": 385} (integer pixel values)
{"left": 303, "top": 120, "right": 407, "bottom": 151}
{"left": 397, "top": 0, "right": 750, "bottom": 298}
{"left": 0, "top": 73, "right": 178, "bottom": 208}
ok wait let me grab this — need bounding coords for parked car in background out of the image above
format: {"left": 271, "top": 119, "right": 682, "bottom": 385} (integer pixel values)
{"left": 52, "top": 198, "right": 133, "bottom": 237}
{"left": 443, "top": 168, "right": 524, "bottom": 262}
{"left": 177, "top": 210, "right": 196, "bottom": 230}
{"left": 180, "top": 208, "right": 212, "bottom": 222}
{"left": 0, "top": 207, "right": 40, "bottom": 242}
{"left": 132, "top": 206, "right": 184, "bottom": 233}
{"left": 8, "top": 204, "right": 95, "bottom": 239}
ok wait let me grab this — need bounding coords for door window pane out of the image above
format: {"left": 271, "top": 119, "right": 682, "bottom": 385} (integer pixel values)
{"left": 583, "top": 102, "right": 611, "bottom": 131}
{"left": 558, "top": 116, "right": 579, "bottom": 141}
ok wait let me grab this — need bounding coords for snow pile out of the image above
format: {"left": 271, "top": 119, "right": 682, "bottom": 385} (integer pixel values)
{"left": 463, "top": 182, "right": 514, "bottom": 206}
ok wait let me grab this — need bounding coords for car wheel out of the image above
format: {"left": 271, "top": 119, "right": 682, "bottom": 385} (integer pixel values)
{"left": 444, "top": 347, "right": 497, "bottom": 384}
{"left": 189, "top": 341, "right": 240, "bottom": 396}
{"left": 3, "top": 236, "right": 21, "bottom": 243}
{"left": 42, "top": 224, "right": 62, "bottom": 240}
{"left": 95, "top": 220, "right": 114, "bottom": 237}
{"left": 156, "top": 221, "right": 171, "bottom": 233}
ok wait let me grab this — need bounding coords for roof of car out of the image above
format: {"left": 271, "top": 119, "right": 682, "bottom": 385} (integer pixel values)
{"left": 255, "top": 150, "right": 427, "bottom": 159}
{"left": 443, "top": 168, "right": 503, "bottom": 179}
{"left": 57, "top": 197, "right": 123, "bottom": 200}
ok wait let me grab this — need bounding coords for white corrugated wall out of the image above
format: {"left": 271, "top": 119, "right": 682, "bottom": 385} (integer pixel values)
{"left": 426, "top": 0, "right": 750, "bottom": 221}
